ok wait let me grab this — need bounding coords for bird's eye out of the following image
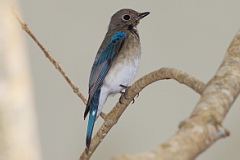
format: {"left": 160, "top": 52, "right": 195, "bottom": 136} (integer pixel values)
{"left": 122, "top": 14, "right": 131, "bottom": 21}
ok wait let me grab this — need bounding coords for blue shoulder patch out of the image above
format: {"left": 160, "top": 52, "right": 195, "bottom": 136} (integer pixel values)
{"left": 111, "top": 31, "right": 127, "bottom": 43}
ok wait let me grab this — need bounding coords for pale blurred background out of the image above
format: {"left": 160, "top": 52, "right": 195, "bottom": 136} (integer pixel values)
{"left": 18, "top": 1, "right": 240, "bottom": 160}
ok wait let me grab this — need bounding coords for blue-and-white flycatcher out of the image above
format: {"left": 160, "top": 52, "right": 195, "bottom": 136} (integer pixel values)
{"left": 84, "top": 8, "right": 149, "bottom": 148}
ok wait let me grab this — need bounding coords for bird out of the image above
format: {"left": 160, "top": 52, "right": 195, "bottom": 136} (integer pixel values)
{"left": 84, "top": 8, "right": 150, "bottom": 148}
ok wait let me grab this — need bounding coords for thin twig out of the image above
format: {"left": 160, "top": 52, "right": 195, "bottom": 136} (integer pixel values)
{"left": 12, "top": 9, "right": 87, "bottom": 105}
{"left": 80, "top": 68, "right": 206, "bottom": 160}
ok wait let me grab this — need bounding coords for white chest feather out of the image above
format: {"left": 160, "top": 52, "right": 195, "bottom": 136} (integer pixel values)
{"left": 96, "top": 33, "right": 141, "bottom": 116}
{"left": 103, "top": 47, "right": 141, "bottom": 95}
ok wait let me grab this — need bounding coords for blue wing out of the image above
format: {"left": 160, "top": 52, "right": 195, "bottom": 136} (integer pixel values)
{"left": 84, "top": 31, "right": 127, "bottom": 118}
{"left": 84, "top": 31, "right": 127, "bottom": 148}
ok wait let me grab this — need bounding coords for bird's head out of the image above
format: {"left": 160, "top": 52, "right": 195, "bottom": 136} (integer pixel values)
{"left": 108, "top": 9, "right": 150, "bottom": 31}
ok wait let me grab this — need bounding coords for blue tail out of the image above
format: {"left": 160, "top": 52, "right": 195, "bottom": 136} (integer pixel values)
{"left": 86, "top": 88, "right": 101, "bottom": 148}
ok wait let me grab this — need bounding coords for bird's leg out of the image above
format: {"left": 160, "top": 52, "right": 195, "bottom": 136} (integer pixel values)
{"left": 120, "top": 85, "right": 140, "bottom": 98}
{"left": 119, "top": 93, "right": 124, "bottom": 104}
{"left": 119, "top": 84, "right": 130, "bottom": 104}
{"left": 119, "top": 84, "right": 130, "bottom": 98}
{"left": 119, "top": 84, "right": 139, "bottom": 104}
{"left": 120, "top": 84, "right": 140, "bottom": 98}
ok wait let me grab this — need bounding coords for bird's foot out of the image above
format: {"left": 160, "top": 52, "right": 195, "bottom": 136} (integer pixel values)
{"left": 119, "top": 85, "right": 130, "bottom": 102}
{"left": 119, "top": 85, "right": 139, "bottom": 104}
{"left": 119, "top": 91, "right": 130, "bottom": 104}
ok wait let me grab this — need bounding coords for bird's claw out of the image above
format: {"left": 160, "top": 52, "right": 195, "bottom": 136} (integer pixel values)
{"left": 136, "top": 92, "right": 140, "bottom": 98}
{"left": 119, "top": 90, "right": 129, "bottom": 104}
{"left": 119, "top": 84, "right": 138, "bottom": 104}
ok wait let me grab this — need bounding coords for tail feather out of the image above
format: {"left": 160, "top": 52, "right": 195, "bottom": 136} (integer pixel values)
{"left": 86, "top": 112, "right": 96, "bottom": 148}
{"left": 86, "top": 88, "right": 101, "bottom": 148}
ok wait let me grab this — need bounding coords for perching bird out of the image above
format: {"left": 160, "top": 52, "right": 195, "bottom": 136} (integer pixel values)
{"left": 84, "top": 8, "right": 149, "bottom": 148}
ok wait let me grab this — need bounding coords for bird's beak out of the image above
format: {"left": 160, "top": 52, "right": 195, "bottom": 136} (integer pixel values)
{"left": 138, "top": 12, "right": 150, "bottom": 20}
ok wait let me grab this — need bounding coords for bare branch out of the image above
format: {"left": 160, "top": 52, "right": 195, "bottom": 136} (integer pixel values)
{"left": 12, "top": 8, "right": 87, "bottom": 105}
{"left": 112, "top": 29, "right": 240, "bottom": 160}
{"left": 80, "top": 68, "right": 205, "bottom": 160}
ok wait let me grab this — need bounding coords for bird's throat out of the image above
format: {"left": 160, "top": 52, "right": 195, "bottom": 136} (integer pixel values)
{"left": 128, "top": 25, "right": 139, "bottom": 37}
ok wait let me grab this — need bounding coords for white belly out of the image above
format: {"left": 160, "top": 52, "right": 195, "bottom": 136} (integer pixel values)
{"left": 96, "top": 58, "right": 140, "bottom": 117}
{"left": 96, "top": 33, "right": 141, "bottom": 116}
{"left": 103, "top": 58, "right": 140, "bottom": 95}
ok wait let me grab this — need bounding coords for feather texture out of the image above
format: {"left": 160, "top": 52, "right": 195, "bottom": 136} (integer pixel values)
{"left": 84, "top": 31, "right": 126, "bottom": 148}
{"left": 84, "top": 9, "right": 149, "bottom": 148}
